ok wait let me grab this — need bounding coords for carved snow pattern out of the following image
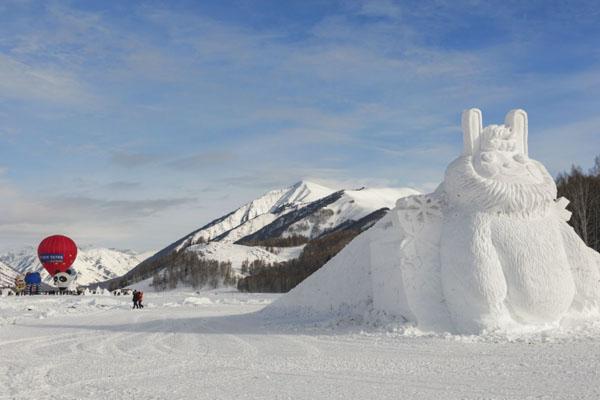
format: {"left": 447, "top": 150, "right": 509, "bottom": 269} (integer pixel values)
{"left": 395, "top": 194, "right": 443, "bottom": 271}
{"left": 555, "top": 197, "right": 572, "bottom": 222}
{"left": 395, "top": 195, "right": 442, "bottom": 236}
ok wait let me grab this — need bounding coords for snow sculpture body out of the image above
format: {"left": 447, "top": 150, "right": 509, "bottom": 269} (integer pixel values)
{"left": 267, "top": 108, "right": 600, "bottom": 334}
{"left": 441, "top": 109, "right": 586, "bottom": 332}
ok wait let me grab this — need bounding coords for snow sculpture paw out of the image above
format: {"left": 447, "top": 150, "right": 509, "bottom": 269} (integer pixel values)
{"left": 555, "top": 197, "right": 572, "bottom": 222}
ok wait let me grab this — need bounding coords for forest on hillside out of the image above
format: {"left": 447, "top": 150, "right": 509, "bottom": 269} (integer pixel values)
{"left": 237, "top": 229, "right": 359, "bottom": 293}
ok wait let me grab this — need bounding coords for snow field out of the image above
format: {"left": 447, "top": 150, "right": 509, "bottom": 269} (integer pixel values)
{"left": 2, "top": 291, "right": 600, "bottom": 399}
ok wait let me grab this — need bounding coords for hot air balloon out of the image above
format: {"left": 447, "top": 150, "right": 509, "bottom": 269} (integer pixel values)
{"left": 37, "top": 235, "right": 78, "bottom": 289}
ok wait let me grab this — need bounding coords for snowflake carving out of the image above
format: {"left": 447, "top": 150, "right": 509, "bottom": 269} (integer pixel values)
{"left": 397, "top": 195, "right": 442, "bottom": 222}
{"left": 395, "top": 195, "right": 443, "bottom": 236}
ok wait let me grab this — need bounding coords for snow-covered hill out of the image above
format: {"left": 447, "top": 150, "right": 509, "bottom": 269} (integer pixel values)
{"left": 104, "top": 180, "right": 418, "bottom": 290}
{"left": 176, "top": 181, "right": 335, "bottom": 249}
{"left": 240, "top": 186, "right": 419, "bottom": 243}
{"left": 178, "top": 180, "right": 418, "bottom": 249}
{"left": 0, "top": 246, "right": 154, "bottom": 286}
{"left": 0, "top": 261, "right": 18, "bottom": 288}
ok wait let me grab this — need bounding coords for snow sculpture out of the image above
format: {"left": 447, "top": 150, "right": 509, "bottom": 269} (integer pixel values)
{"left": 439, "top": 109, "right": 599, "bottom": 332}
{"left": 266, "top": 108, "right": 600, "bottom": 334}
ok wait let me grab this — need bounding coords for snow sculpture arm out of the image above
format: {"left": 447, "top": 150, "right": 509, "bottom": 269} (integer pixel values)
{"left": 554, "top": 197, "right": 600, "bottom": 310}
{"left": 392, "top": 193, "right": 452, "bottom": 331}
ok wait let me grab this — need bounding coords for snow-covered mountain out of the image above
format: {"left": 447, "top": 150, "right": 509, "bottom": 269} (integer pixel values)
{"left": 103, "top": 180, "right": 418, "bottom": 290}
{"left": 176, "top": 181, "right": 335, "bottom": 249}
{"left": 0, "top": 261, "right": 19, "bottom": 288}
{"left": 0, "top": 246, "right": 155, "bottom": 286}
{"left": 238, "top": 186, "right": 419, "bottom": 244}
{"left": 170, "top": 180, "right": 418, "bottom": 275}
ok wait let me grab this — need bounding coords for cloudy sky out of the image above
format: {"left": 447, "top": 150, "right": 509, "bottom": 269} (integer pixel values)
{"left": 1, "top": 0, "right": 600, "bottom": 252}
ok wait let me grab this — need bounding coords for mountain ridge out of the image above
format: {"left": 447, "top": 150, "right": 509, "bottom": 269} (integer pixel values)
{"left": 0, "top": 261, "right": 19, "bottom": 288}
{"left": 100, "top": 181, "right": 418, "bottom": 290}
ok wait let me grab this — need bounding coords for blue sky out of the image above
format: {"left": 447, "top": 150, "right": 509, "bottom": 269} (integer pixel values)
{"left": 1, "top": 0, "right": 600, "bottom": 251}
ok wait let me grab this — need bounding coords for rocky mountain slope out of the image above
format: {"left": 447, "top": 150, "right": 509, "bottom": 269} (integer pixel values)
{"left": 0, "top": 261, "right": 19, "bottom": 288}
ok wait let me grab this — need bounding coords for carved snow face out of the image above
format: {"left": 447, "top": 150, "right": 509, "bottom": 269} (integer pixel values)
{"left": 445, "top": 109, "right": 557, "bottom": 214}
{"left": 472, "top": 125, "right": 545, "bottom": 184}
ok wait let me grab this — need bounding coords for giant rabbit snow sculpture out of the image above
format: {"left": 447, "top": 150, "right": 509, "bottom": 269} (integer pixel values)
{"left": 393, "top": 108, "right": 600, "bottom": 333}
{"left": 267, "top": 109, "right": 600, "bottom": 334}
{"left": 437, "top": 109, "right": 600, "bottom": 332}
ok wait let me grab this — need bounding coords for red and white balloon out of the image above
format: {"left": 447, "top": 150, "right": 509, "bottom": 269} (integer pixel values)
{"left": 37, "top": 235, "right": 78, "bottom": 288}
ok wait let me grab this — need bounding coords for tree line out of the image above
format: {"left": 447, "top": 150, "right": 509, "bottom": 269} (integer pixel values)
{"left": 151, "top": 251, "right": 236, "bottom": 290}
{"left": 237, "top": 228, "right": 360, "bottom": 293}
{"left": 557, "top": 156, "right": 600, "bottom": 252}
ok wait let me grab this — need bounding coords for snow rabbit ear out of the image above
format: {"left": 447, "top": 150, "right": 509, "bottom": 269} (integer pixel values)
{"left": 461, "top": 108, "right": 482, "bottom": 156}
{"left": 504, "top": 109, "right": 528, "bottom": 156}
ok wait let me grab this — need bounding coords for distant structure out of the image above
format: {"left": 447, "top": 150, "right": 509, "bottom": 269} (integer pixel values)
{"left": 24, "top": 272, "right": 42, "bottom": 295}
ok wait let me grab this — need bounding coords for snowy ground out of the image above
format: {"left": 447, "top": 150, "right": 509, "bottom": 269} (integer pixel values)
{"left": 2, "top": 291, "right": 600, "bottom": 400}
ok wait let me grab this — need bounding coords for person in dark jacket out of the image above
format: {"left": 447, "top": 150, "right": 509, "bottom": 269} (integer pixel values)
{"left": 132, "top": 290, "right": 139, "bottom": 309}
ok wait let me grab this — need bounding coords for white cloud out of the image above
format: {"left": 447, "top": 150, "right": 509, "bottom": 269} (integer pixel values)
{"left": 0, "top": 174, "right": 197, "bottom": 251}
{"left": 0, "top": 54, "right": 93, "bottom": 104}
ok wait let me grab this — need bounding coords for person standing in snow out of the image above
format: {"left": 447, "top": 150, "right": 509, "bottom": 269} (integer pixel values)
{"left": 137, "top": 291, "right": 144, "bottom": 309}
{"left": 132, "top": 290, "right": 139, "bottom": 309}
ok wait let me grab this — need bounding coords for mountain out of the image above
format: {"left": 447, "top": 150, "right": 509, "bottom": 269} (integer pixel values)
{"left": 0, "top": 261, "right": 19, "bottom": 288}
{"left": 175, "top": 180, "right": 335, "bottom": 249}
{"left": 102, "top": 180, "right": 418, "bottom": 291}
{"left": 0, "top": 246, "right": 154, "bottom": 286}
{"left": 237, "top": 186, "right": 418, "bottom": 245}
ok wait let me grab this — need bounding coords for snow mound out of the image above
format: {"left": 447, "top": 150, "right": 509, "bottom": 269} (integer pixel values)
{"left": 266, "top": 109, "right": 600, "bottom": 335}
{"left": 183, "top": 296, "right": 213, "bottom": 305}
